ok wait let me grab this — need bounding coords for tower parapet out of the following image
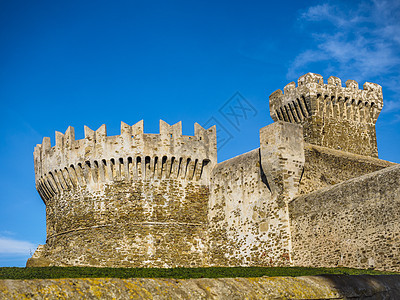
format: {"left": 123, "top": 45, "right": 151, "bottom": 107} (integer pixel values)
{"left": 269, "top": 73, "right": 383, "bottom": 157}
{"left": 34, "top": 120, "right": 216, "bottom": 202}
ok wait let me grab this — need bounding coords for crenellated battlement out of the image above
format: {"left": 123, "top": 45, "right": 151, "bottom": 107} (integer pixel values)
{"left": 34, "top": 120, "right": 216, "bottom": 202}
{"left": 269, "top": 72, "right": 383, "bottom": 125}
{"left": 269, "top": 73, "right": 383, "bottom": 157}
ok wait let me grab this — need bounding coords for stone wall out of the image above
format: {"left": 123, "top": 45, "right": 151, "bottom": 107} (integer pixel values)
{"left": 299, "top": 143, "right": 394, "bottom": 195}
{"left": 29, "top": 179, "right": 209, "bottom": 268}
{"left": 208, "top": 149, "right": 291, "bottom": 266}
{"left": 289, "top": 164, "right": 400, "bottom": 272}
{"left": 208, "top": 122, "right": 305, "bottom": 267}
{"left": 3, "top": 276, "right": 400, "bottom": 299}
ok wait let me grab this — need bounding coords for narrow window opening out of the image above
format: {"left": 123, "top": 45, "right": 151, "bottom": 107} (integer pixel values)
{"left": 193, "top": 159, "right": 198, "bottom": 179}
{"left": 170, "top": 157, "right": 176, "bottom": 175}
{"left": 185, "top": 158, "right": 191, "bottom": 177}
{"left": 145, "top": 156, "right": 151, "bottom": 177}
{"left": 154, "top": 156, "right": 159, "bottom": 174}
{"left": 177, "top": 157, "right": 183, "bottom": 177}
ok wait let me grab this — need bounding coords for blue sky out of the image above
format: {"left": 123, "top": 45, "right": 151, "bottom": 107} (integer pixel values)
{"left": 1, "top": 0, "right": 399, "bottom": 267}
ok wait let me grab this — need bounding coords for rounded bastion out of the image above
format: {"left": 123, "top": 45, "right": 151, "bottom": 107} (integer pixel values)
{"left": 29, "top": 120, "right": 217, "bottom": 268}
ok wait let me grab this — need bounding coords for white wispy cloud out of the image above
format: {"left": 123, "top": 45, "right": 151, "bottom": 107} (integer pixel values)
{"left": 0, "top": 236, "right": 37, "bottom": 255}
{"left": 299, "top": 3, "right": 363, "bottom": 27}
{"left": 384, "top": 100, "right": 400, "bottom": 113}
{"left": 289, "top": 0, "right": 400, "bottom": 114}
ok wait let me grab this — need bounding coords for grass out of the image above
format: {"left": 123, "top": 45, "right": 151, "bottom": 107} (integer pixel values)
{"left": 0, "top": 266, "right": 398, "bottom": 280}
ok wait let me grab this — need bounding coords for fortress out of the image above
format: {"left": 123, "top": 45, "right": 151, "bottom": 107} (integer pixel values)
{"left": 28, "top": 73, "right": 400, "bottom": 272}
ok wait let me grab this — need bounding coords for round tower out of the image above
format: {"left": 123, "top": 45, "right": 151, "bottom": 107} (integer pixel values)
{"left": 28, "top": 120, "right": 217, "bottom": 267}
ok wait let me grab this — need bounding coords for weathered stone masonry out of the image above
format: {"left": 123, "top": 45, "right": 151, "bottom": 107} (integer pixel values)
{"left": 31, "top": 120, "right": 216, "bottom": 267}
{"left": 290, "top": 164, "right": 400, "bottom": 272}
{"left": 29, "top": 73, "right": 400, "bottom": 272}
{"left": 269, "top": 73, "right": 383, "bottom": 157}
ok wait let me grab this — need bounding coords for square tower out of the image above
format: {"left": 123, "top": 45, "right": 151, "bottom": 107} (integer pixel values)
{"left": 269, "top": 73, "right": 383, "bottom": 157}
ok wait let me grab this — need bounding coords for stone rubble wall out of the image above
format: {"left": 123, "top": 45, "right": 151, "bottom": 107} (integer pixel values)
{"left": 200, "top": 119, "right": 395, "bottom": 268}
{"left": 289, "top": 164, "right": 400, "bottom": 272}
{"left": 259, "top": 121, "right": 305, "bottom": 202}
{"left": 299, "top": 143, "right": 395, "bottom": 195}
{"left": 208, "top": 122, "right": 305, "bottom": 267}
{"left": 2, "top": 276, "right": 400, "bottom": 299}
{"left": 208, "top": 149, "right": 290, "bottom": 266}
{"left": 28, "top": 179, "right": 209, "bottom": 268}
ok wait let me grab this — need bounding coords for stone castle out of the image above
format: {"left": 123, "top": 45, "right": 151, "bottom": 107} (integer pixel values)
{"left": 28, "top": 73, "right": 400, "bottom": 272}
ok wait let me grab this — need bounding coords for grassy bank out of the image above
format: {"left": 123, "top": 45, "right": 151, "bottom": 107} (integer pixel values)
{"left": 0, "top": 266, "right": 397, "bottom": 280}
